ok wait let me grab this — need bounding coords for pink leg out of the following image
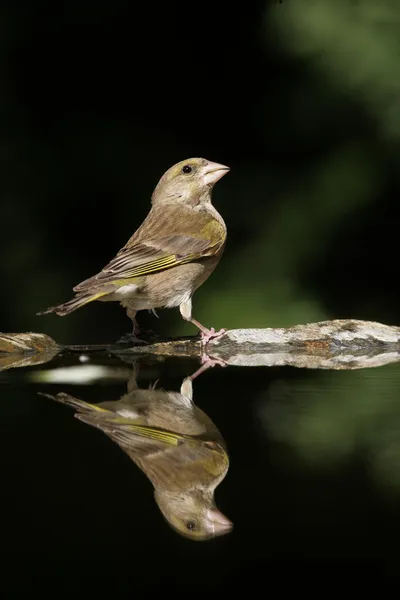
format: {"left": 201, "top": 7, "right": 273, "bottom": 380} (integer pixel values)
{"left": 189, "top": 318, "right": 227, "bottom": 345}
{"left": 189, "top": 353, "right": 227, "bottom": 381}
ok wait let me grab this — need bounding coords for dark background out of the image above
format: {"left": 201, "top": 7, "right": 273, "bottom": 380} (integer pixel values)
{"left": 1, "top": 0, "right": 400, "bottom": 589}
{"left": 2, "top": 0, "right": 399, "bottom": 343}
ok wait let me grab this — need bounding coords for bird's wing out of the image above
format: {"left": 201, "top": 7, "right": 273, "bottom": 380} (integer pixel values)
{"left": 73, "top": 206, "right": 225, "bottom": 291}
{"left": 75, "top": 412, "right": 202, "bottom": 454}
{"left": 42, "top": 393, "right": 226, "bottom": 471}
{"left": 42, "top": 392, "right": 193, "bottom": 444}
{"left": 42, "top": 393, "right": 228, "bottom": 489}
{"left": 77, "top": 415, "right": 228, "bottom": 473}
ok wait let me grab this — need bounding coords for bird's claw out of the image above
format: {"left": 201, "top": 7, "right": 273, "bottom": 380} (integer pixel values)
{"left": 200, "top": 327, "right": 227, "bottom": 345}
{"left": 200, "top": 353, "right": 228, "bottom": 369}
{"left": 189, "top": 352, "right": 228, "bottom": 381}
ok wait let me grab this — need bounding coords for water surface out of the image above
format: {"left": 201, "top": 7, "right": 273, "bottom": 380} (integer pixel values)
{"left": 1, "top": 346, "right": 399, "bottom": 581}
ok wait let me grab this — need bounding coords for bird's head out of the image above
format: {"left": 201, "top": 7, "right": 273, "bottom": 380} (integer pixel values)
{"left": 152, "top": 157, "right": 229, "bottom": 206}
{"left": 154, "top": 489, "right": 232, "bottom": 541}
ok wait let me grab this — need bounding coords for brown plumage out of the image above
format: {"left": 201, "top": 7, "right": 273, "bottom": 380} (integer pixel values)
{"left": 41, "top": 371, "right": 232, "bottom": 541}
{"left": 38, "top": 157, "right": 229, "bottom": 342}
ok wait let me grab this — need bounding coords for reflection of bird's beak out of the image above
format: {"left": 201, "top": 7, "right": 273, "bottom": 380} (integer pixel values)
{"left": 203, "top": 161, "right": 230, "bottom": 186}
{"left": 206, "top": 508, "right": 233, "bottom": 535}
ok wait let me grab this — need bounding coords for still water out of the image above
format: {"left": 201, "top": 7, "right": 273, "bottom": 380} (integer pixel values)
{"left": 1, "top": 338, "right": 400, "bottom": 581}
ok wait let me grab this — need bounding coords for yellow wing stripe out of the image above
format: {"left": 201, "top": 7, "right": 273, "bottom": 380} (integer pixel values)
{"left": 117, "top": 239, "right": 223, "bottom": 279}
{"left": 116, "top": 253, "right": 197, "bottom": 278}
{"left": 71, "top": 404, "right": 190, "bottom": 446}
{"left": 72, "top": 291, "right": 109, "bottom": 308}
{"left": 123, "top": 424, "right": 188, "bottom": 445}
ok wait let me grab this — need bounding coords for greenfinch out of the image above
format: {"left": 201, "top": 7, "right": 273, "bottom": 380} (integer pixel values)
{"left": 41, "top": 370, "right": 232, "bottom": 541}
{"left": 38, "top": 157, "right": 229, "bottom": 343}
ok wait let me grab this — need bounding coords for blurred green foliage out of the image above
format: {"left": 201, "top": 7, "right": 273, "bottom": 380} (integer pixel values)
{"left": 257, "top": 364, "right": 400, "bottom": 493}
{"left": 250, "top": 0, "right": 400, "bottom": 497}
{"left": 270, "top": 0, "right": 400, "bottom": 139}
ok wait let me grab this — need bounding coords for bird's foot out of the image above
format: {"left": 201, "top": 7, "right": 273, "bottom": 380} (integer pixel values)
{"left": 200, "top": 327, "right": 227, "bottom": 345}
{"left": 188, "top": 317, "right": 227, "bottom": 345}
{"left": 202, "top": 353, "right": 227, "bottom": 368}
{"left": 189, "top": 353, "right": 228, "bottom": 381}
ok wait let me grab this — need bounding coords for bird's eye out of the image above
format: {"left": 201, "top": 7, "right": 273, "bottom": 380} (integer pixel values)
{"left": 182, "top": 165, "right": 192, "bottom": 174}
{"left": 186, "top": 520, "right": 196, "bottom": 531}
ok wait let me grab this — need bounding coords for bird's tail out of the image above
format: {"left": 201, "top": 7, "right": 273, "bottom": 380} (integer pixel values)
{"left": 39, "top": 392, "right": 100, "bottom": 414}
{"left": 37, "top": 291, "right": 107, "bottom": 316}
{"left": 39, "top": 392, "right": 131, "bottom": 431}
{"left": 39, "top": 392, "right": 112, "bottom": 428}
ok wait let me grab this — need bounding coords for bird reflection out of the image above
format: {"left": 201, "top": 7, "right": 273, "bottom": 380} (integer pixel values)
{"left": 42, "top": 366, "right": 232, "bottom": 541}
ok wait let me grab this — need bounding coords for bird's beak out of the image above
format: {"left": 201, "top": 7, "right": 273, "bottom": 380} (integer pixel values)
{"left": 206, "top": 508, "right": 233, "bottom": 535}
{"left": 203, "top": 161, "right": 230, "bottom": 186}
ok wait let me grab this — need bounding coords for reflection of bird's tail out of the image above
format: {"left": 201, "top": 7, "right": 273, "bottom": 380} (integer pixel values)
{"left": 37, "top": 291, "right": 107, "bottom": 316}
{"left": 39, "top": 392, "right": 105, "bottom": 415}
{"left": 40, "top": 392, "right": 129, "bottom": 440}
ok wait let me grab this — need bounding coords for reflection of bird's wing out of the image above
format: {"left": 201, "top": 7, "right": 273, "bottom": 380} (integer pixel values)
{"left": 77, "top": 412, "right": 203, "bottom": 449}
{"left": 44, "top": 392, "right": 193, "bottom": 445}
{"left": 43, "top": 392, "right": 229, "bottom": 490}
{"left": 45, "top": 392, "right": 209, "bottom": 448}
{"left": 74, "top": 205, "right": 226, "bottom": 291}
{"left": 98, "top": 392, "right": 216, "bottom": 437}
{"left": 93, "top": 420, "right": 229, "bottom": 491}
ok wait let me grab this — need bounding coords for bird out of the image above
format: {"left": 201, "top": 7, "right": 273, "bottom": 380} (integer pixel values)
{"left": 40, "top": 368, "right": 232, "bottom": 541}
{"left": 38, "top": 157, "right": 229, "bottom": 344}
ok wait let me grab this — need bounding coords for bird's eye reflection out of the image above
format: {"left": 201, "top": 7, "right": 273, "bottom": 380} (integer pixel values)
{"left": 186, "top": 520, "right": 196, "bottom": 531}
{"left": 182, "top": 165, "right": 193, "bottom": 174}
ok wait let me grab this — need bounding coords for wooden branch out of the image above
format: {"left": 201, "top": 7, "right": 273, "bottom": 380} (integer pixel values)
{"left": 2, "top": 319, "right": 400, "bottom": 371}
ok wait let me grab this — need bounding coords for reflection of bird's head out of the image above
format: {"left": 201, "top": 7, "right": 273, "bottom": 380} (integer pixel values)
{"left": 154, "top": 489, "right": 232, "bottom": 541}
{"left": 152, "top": 157, "right": 229, "bottom": 206}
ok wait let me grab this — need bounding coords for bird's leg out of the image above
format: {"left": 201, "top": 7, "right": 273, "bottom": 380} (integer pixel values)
{"left": 127, "top": 308, "right": 140, "bottom": 335}
{"left": 127, "top": 365, "right": 140, "bottom": 392}
{"left": 117, "top": 308, "right": 148, "bottom": 346}
{"left": 180, "top": 377, "right": 193, "bottom": 401}
{"left": 188, "top": 353, "right": 228, "bottom": 382}
{"left": 179, "top": 299, "right": 226, "bottom": 345}
{"left": 190, "top": 319, "right": 227, "bottom": 344}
